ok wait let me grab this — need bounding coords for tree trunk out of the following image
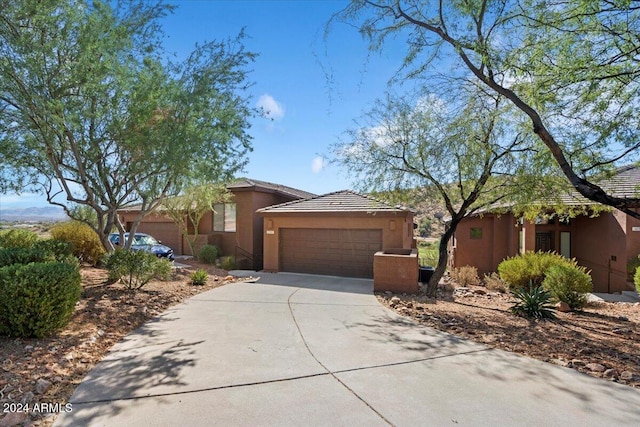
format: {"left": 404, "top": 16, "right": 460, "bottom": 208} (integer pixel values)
{"left": 425, "top": 220, "right": 458, "bottom": 298}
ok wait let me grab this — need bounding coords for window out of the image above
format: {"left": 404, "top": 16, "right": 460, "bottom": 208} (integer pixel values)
{"left": 213, "top": 203, "right": 236, "bottom": 232}
{"left": 470, "top": 227, "right": 483, "bottom": 239}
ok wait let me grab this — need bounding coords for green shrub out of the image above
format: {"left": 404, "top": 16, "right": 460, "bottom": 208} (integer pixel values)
{"left": 628, "top": 255, "right": 640, "bottom": 281}
{"left": 0, "top": 229, "right": 39, "bottom": 248}
{"left": 450, "top": 265, "right": 480, "bottom": 286}
{"left": 498, "top": 251, "right": 581, "bottom": 290}
{"left": 0, "top": 262, "right": 82, "bottom": 337}
{"left": 50, "top": 221, "right": 105, "bottom": 266}
{"left": 483, "top": 272, "right": 507, "bottom": 292}
{"left": 0, "top": 240, "right": 79, "bottom": 268}
{"left": 510, "top": 284, "right": 557, "bottom": 320}
{"left": 190, "top": 269, "right": 208, "bottom": 286}
{"left": 220, "top": 255, "right": 236, "bottom": 271}
{"left": 634, "top": 266, "right": 640, "bottom": 294}
{"left": 542, "top": 264, "right": 592, "bottom": 310}
{"left": 197, "top": 244, "right": 220, "bottom": 264}
{"left": 105, "top": 249, "right": 173, "bottom": 290}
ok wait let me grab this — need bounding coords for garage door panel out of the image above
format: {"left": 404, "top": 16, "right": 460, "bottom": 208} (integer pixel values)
{"left": 132, "top": 222, "right": 181, "bottom": 254}
{"left": 280, "top": 228, "right": 382, "bottom": 278}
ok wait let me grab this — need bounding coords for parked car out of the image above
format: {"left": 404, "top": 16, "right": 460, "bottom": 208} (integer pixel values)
{"left": 108, "top": 232, "right": 175, "bottom": 261}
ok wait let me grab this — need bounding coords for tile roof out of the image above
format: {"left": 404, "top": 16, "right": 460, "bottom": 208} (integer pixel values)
{"left": 598, "top": 165, "right": 640, "bottom": 199}
{"left": 227, "top": 178, "right": 316, "bottom": 200}
{"left": 257, "top": 190, "right": 414, "bottom": 213}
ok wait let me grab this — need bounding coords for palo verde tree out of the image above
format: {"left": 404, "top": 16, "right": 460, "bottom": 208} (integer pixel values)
{"left": 335, "top": 0, "right": 640, "bottom": 218}
{"left": 334, "top": 84, "right": 540, "bottom": 297}
{"left": 0, "top": 0, "right": 255, "bottom": 250}
{"left": 162, "top": 183, "right": 231, "bottom": 256}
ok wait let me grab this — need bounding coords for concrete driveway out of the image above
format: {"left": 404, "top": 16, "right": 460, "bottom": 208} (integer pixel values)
{"left": 56, "top": 273, "right": 640, "bottom": 426}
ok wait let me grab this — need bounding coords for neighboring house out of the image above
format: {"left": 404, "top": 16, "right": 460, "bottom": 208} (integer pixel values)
{"left": 118, "top": 179, "right": 316, "bottom": 270}
{"left": 258, "top": 191, "right": 415, "bottom": 278}
{"left": 449, "top": 165, "right": 640, "bottom": 293}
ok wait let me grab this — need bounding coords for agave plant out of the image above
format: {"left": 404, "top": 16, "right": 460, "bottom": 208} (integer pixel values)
{"left": 510, "top": 283, "right": 557, "bottom": 320}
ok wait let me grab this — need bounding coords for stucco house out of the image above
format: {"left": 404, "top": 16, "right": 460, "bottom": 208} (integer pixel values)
{"left": 258, "top": 190, "right": 415, "bottom": 278}
{"left": 118, "top": 179, "right": 315, "bottom": 270}
{"left": 118, "top": 182, "right": 416, "bottom": 279}
{"left": 449, "top": 165, "right": 640, "bottom": 293}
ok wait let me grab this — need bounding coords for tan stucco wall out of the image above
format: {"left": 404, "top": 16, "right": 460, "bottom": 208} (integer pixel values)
{"left": 454, "top": 211, "right": 636, "bottom": 293}
{"left": 260, "top": 212, "right": 414, "bottom": 273}
{"left": 452, "top": 214, "right": 519, "bottom": 276}
{"left": 373, "top": 250, "right": 419, "bottom": 293}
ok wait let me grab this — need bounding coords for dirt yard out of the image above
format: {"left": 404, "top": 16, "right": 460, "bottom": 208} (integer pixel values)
{"left": 0, "top": 259, "right": 248, "bottom": 427}
{"left": 378, "top": 283, "right": 640, "bottom": 390}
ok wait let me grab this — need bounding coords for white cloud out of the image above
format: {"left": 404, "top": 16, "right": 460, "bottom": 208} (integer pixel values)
{"left": 311, "top": 156, "right": 325, "bottom": 173}
{"left": 256, "top": 94, "right": 285, "bottom": 121}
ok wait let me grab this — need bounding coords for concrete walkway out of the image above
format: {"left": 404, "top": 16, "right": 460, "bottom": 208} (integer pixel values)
{"left": 55, "top": 273, "right": 640, "bottom": 426}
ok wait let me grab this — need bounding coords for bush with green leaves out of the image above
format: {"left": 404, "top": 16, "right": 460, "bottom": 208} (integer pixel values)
{"left": 220, "top": 255, "right": 236, "bottom": 271}
{"left": 0, "top": 262, "right": 82, "bottom": 337}
{"left": 50, "top": 221, "right": 105, "bottom": 266}
{"left": 634, "top": 266, "right": 640, "bottom": 294}
{"left": 190, "top": 269, "right": 208, "bottom": 286}
{"left": 0, "top": 239, "right": 78, "bottom": 267}
{"left": 0, "top": 228, "right": 39, "bottom": 248}
{"left": 450, "top": 265, "right": 480, "bottom": 286}
{"left": 197, "top": 244, "right": 220, "bottom": 264}
{"left": 105, "top": 249, "right": 172, "bottom": 290}
{"left": 498, "top": 251, "right": 583, "bottom": 290}
{"left": 628, "top": 255, "right": 640, "bottom": 281}
{"left": 510, "top": 284, "right": 557, "bottom": 320}
{"left": 542, "top": 264, "right": 592, "bottom": 310}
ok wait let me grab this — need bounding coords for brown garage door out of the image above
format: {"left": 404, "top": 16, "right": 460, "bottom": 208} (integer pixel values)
{"left": 280, "top": 228, "right": 382, "bottom": 278}
{"left": 129, "top": 222, "right": 182, "bottom": 254}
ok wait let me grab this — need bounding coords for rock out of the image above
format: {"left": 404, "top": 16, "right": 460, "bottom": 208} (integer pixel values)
{"left": 620, "top": 371, "right": 637, "bottom": 381}
{"left": 20, "top": 391, "right": 34, "bottom": 404}
{"left": 586, "top": 363, "right": 605, "bottom": 372}
{"left": 24, "top": 345, "right": 34, "bottom": 351}
{"left": 556, "top": 301, "right": 571, "bottom": 312}
{"left": 390, "top": 296, "right": 401, "bottom": 304}
{"left": 224, "top": 275, "right": 234, "bottom": 281}
{"left": 473, "top": 288, "right": 487, "bottom": 295}
{"left": 404, "top": 301, "right": 413, "bottom": 308}
{"left": 570, "top": 359, "right": 585, "bottom": 368}
{"left": 0, "top": 411, "right": 27, "bottom": 427}
{"left": 618, "top": 316, "right": 629, "bottom": 321}
{"left": 35, "top": 378, "right": 52, "bottom": 394}
{"left": 415, "top": 305, "right": 424, "bottom": 311}
{"left": 551, "top": 359, "right": 569, "bottom": 367}
{"left": 603, "top": 369, "right": 618, "bottom": 378}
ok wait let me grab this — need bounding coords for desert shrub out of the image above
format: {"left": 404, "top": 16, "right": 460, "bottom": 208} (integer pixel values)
{"left": 0, "top": 262, "right": 82, "bottom": 337}
{"left": 50, "top": 221, "right": 105, "bottom": 266}
{"left": 483, "top": 272, "right": 507, "bottom": 293}
{"left": 510, "top": 283, "right": 557, "bottom": 320}
{"left": 542, "top": 264, "right": 592, "bottom": 310}
{"left": 0, "top": 239, "right": 78, "bottom": 268}
{"left": 190, "top": 269, "right": 208, "bottom": 286}
{"left": 498, "top": 251, "right": 579, "bottom": 290}
{"left": 220, "top": 255, "right": 236, "bottom": 271}
{"left": 197, "top": 244, "right": 219, "bottom": 264}
{"left": 634, "top": 267, "right": 640, "bottom": 294}
{"left": 105, "top": 249, "right": 172, "bottom": 290}
{"left": 627, "top": 255, "right": 640, "bottom": 281}
{"left": 450, "top": 265, "right": 480, "bottom": 286}
{"left": 0, "top": 229, "right": 39, "bottom": 248}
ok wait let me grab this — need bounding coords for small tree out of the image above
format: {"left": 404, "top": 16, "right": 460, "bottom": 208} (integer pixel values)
{"left": 0, "top": 1, "right": 255, "bottom": 251}
{"left": 334, "top": 85, "right": 540, "bottom": 297}
{"left": 335, "top": 1, "right": 640, "bottom": 218}
{"left": 162, "top": 184, "right": 230, "bottom": 256}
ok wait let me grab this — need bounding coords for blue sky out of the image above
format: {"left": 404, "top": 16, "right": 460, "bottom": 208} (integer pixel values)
{"left": 1, "top": 0, "right": 409, "bottom": 209}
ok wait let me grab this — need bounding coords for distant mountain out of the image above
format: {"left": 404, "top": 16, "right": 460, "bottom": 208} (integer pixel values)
{"left": 0, "top": 206, "right": 67, "bottom": 222}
